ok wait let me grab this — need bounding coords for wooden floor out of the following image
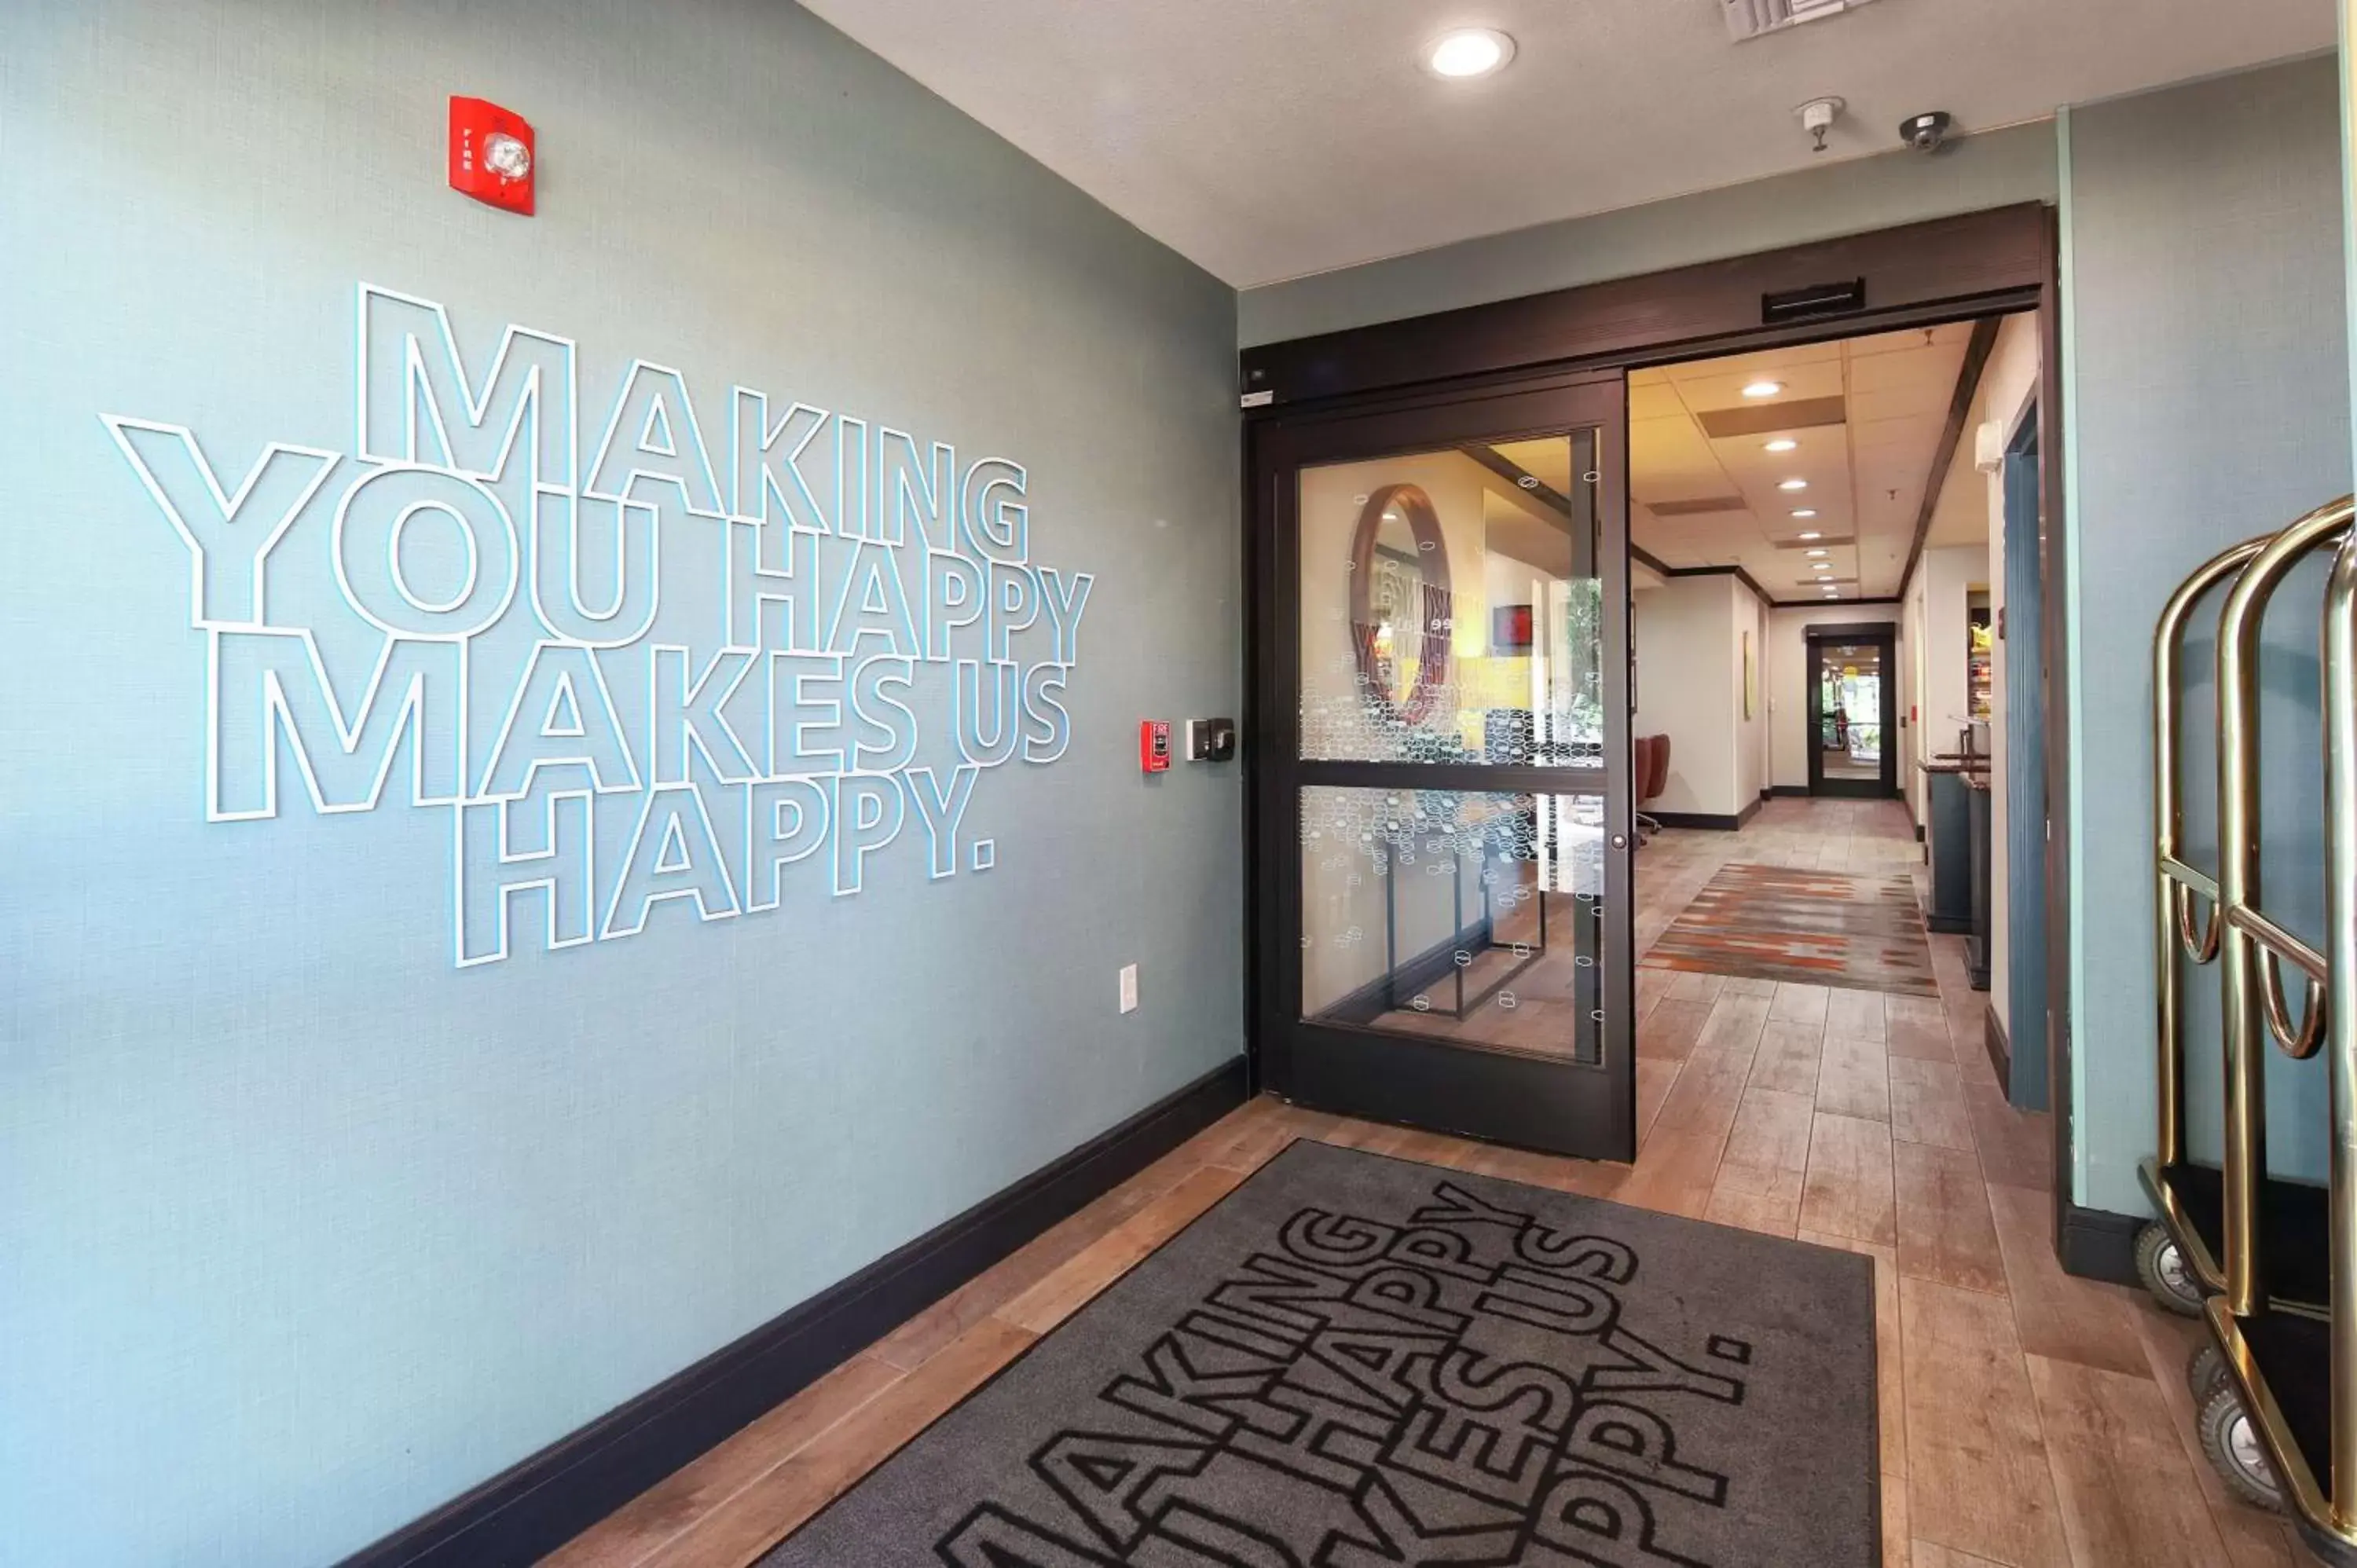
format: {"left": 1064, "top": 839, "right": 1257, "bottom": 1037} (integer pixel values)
{"left": 550, "top": 799, "right": 2302, "bottom": 1568}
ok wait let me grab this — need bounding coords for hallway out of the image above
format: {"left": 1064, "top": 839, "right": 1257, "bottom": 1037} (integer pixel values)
{"left": 553, "top": 802, "right": 2290, "bottom": 1568}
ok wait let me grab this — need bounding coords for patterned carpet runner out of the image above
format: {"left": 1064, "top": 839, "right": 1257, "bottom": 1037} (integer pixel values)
{"left": 1642, "top": 860, "right": 1938, "bottom": 996}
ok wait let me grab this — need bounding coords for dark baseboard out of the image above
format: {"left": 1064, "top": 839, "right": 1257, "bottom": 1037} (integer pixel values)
{"left": 339, "top": 1054, "right": 1252, "bottom": 1568}
{"left": 1925, "top": 913, "right": 1971, "bottom": 935}
{"left": 1915, "top": 825, "right": 1926, "bottom": 843}
{"left": 1983, "top": 1005, "right": 2011, "bottom": 1086}
{"left": 1765, "top": 785, "right": 1810, "bottom": 798}
{"left": 2057, "top": 1204, "right": 2144, "bottom": 1287}
{"left": 1735, "top": 794, "right": 1764, "bottom": 828}
{"left": 1651, "top": 810, "right": 1744, "bottom": 831}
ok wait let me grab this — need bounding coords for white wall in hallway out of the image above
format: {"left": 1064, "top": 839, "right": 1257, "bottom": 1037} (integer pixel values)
{"left": 1919, "top": 546, "right": 1986, "bottom": 760}
{"left": 1633, "top": 576, "right": 1744, "bottom": 817}
{"left": 1734, "top": 589, "right": 1769, "bottom": 811}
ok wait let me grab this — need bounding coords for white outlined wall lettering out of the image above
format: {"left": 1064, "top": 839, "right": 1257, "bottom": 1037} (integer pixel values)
{"left": 104, "top": 285, "right": 1092, "bottom": 967}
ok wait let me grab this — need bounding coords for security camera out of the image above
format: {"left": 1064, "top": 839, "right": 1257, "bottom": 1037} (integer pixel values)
{"left": 1901, "top": 111, "right": 1952, "bottom": 153}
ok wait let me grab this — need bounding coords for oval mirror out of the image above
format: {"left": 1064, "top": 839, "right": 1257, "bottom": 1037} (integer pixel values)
{"left": 1347, "top": 483, "right": 1451, "bottom": 726}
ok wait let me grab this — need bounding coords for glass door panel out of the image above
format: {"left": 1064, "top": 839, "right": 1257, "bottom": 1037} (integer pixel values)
{"left": 1296, "top": 434, "right": 1605, "bottom": 768}
{"left": 1806, "top": 633, "right": 1897, "bottom": 798}
{"left": 1253, "top": 376, "right": 1633, "bottom": 1159}
{"left": 1299, "top": 785, "right": 1603, "bottom": 1063}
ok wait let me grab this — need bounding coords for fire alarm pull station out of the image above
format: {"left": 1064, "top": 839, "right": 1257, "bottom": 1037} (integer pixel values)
{"left": 449, "top": 97, "right": 536, "bottom": 214}
{"left": 1139, "top": 720, "right": 1171, "bottom": 774}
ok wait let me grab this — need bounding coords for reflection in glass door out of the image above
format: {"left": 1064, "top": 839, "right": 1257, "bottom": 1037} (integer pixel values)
{"left": 1254, "top": 378, "right": 1633, "bottom": 1159}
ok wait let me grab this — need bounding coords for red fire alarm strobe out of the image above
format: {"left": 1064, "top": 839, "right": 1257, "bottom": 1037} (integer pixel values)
{"left": 449, "top": 97, "right": 535, "bottom": 214}
{"left": 1139, "top": 721, "right": 1171, "bottom": 774}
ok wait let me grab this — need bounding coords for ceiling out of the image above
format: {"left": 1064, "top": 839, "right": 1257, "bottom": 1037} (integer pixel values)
{"left": 1628, "top": 322, "right": 1978, "bottom": 599}
{"left": 798, "top": 0, "right": 2333, "bottom": 287}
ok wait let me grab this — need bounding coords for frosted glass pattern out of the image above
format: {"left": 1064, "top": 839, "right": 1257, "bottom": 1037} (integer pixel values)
{"left": 1299, "top": 786, "right": 1604, "bottom": 1063}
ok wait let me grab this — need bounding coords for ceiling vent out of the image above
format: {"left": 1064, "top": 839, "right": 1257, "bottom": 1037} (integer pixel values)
{"left": 1695, "top": 396, "right": 1846, "bottom": 439}
{"left": 1724, "top": 0, "right": 1880, "bottom": 42}
{"left": 1646, "top": 496, "right": 1750, "bottom": 518}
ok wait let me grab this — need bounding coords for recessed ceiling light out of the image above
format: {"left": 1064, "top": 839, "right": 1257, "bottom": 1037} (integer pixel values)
{"left": 1813, "top": 563, "right": 1833, "bottom": 573}
{"left": 1794, "top": 518, "right": 1820, "bottom": 528}
{"left": 1424, "top": 27, "right": 1516, "bottom": 79}
{"left": 1742, "top": 380, "right": 1783, "bottom": 399}
{"left": 1763, "top": 438, "right": 1799, "bottom": 453}
{"left": 1806, "top": 548, "right": 1828, "bottom": 558}
{"left": 1778, "top": 478, "right": 1808, "bottom": 492}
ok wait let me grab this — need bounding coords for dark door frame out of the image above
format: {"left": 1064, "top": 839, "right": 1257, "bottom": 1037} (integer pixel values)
{"left": 1248, "top": 372, "right": 1637, "bottom": 1160}
{"left": 1804, "top": 626, "right": 1901, "bottom": 799}
{"left": 1239, "top": 203, "right": 2073, "bottom": 1236}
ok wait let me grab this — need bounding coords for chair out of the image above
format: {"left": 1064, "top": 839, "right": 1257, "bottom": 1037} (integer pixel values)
{"left": 1635, "top": 734, "right": 1670, "bottom": 841}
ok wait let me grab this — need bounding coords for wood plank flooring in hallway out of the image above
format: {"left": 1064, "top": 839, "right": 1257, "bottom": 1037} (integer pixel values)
{"left": 551, "top": 800, "right": 2294, "bottom": 1568}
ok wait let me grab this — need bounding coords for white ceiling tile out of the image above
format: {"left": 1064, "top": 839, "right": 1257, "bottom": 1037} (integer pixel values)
{"left": 1667, "top": 362, "right": 1846, "bottom": 406}
{"left": 1847, "top": 322, "right": 1974, "bottom": 357}
{"left": 1849, "top": 383, "right": 1956, "bottom": 424}
{"left": 1849, "top": 343, "right": 1963, "bottom": 397}
{"left": 1628, "top": 380, "right": 1687, "bottom": 420}
{"left": 1623, "top": 315, "right": 2026, "bottom": 596}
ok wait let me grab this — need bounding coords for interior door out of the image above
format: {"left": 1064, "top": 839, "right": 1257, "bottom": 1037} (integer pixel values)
{"left": 1805, "top": 631, "right": 1899, "bottom": 798}
{"left": 1251, "top": 375, "right": 1634, "bottom": 1160}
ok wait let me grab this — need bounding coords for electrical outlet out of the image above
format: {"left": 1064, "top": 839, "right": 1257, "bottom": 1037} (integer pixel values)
{"left": 1119, "top": 964, "right": 1139, "bottom": 1014}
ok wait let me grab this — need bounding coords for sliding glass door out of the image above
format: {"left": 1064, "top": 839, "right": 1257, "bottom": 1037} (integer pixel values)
{"left": 1251, "top": 375, "right": 1635, "bottom": 1159}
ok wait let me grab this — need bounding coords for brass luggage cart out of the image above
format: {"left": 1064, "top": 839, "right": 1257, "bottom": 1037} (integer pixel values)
{"left": 2170, "top": 497, "right": 2356, "bottom": 1559}
{"left": 2141, "top": 529, "right": 2333, "bottom": 1322}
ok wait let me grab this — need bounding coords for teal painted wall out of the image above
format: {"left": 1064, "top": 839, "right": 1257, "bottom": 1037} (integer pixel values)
{"left": 0, "top": 2, "right": 1241, "bottom": 1563}
{"left": 2062, "top": 56, "right": 2349, "bottom": 1215}
{"left": 1238, "top": 123, "right": 2061, "bottom": 347}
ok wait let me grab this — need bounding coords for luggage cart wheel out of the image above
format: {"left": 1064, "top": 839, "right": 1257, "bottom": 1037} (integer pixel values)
{"left": 2135, "top": 1222, "right": 2205, "bottom": 1317}
{"left": 2198, "top": 1383, "right": 2285, "bottom": 1513}
{"left": 2186, "top": 1340, "right": 2230, "bottom": 1405}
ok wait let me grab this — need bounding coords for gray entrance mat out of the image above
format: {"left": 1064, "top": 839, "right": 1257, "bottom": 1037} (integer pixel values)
{"left": 761, "top": 1138, "right": 1879, "bottom": 1566}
